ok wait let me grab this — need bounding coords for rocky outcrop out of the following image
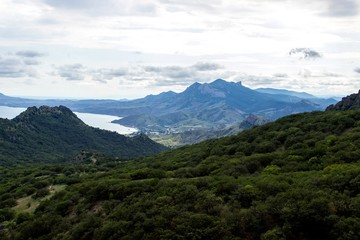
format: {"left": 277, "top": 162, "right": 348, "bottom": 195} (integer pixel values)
{"left": 326, "top": 90, "right": 360, "bottom": 111}
{"left": 239, "top": 114, "right": 270, "bottom": 129}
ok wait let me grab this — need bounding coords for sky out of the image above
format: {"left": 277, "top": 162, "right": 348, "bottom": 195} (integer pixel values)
{"left": 0, "top": 0, "right": 359, "bottom": 99}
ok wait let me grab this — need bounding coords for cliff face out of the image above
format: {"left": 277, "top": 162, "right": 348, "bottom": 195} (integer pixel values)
{"left": 326, "top": 90, "right": 360, "bottom": 111}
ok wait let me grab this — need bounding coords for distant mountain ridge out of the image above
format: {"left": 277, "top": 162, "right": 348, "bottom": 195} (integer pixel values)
{"left": 0, "top": 79, "right": 337, "bottom": 134}
{"left": 112, "top": 79, "right": 336, "bottom": 132}
{"left": 0, "top": 106, "right": 167, "bottom": 164}
{"left": 255, "top": 87, "right": 316, "bottom": 99}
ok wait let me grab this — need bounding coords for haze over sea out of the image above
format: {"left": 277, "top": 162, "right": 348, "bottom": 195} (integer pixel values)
{"left": 0, "top": 106, "right": 137, "bottom": 135}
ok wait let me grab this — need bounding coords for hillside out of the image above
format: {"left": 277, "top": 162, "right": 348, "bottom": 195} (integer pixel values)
{"left": 148, "top": 114, "right": 269, "bottom": 147}
{"left": 1, "top": 105, "right": 359, "bottom": 239}
{"left": 0, "top": 106, "right": 167, "bottom": 164}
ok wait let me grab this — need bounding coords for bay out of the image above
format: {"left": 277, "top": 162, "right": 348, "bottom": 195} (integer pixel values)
{"left": 0, "top": 106, "right": 137, "bottom": 135}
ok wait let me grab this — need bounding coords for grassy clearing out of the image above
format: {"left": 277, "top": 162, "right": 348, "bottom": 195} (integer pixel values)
{"left": 13, "top": 184, "right": 66, "bottom": 213}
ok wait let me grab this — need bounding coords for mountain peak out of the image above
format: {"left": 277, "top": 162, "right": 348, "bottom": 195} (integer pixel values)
{"left": 184, "top": 80, "right": 228, "bottom": 98}
{"left": 14, "top": 105, "right": 79, "bottom": 123}
{"left": 206, "top": 79, "right": 245, "bottom": 91}
{"left": 211, "top": 78, "right": 227, "bottom": 84}
{"left": 326, "top": 90, "right": 360, "bottom": 111}
{"left": 1, "top": 106, "right": 167, "bottom": 163}
{"left": 159, "top": 91, "right": 177, "bottom": 97}
{"left": 187, "top": 82, "right": 201, "bottom": 89}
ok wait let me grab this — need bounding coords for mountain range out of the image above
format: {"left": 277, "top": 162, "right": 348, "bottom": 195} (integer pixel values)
{"left": 0, "top": 106, "right": 167, "bottom": 164}
{"left": 111, "top": 79, "right": 336, "bottom": 132}
{"left": 0, "top": 79, "right": 337, "bottom": 135}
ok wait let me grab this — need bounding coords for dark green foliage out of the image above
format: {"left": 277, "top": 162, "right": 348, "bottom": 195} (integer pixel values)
{"left": 1, "top": 109, "right": 360, "bottom": 239}
{"left": 0, "top": 106, "right": 167, "bottom": 164}
{"left": 32, "top": 188, "right": 50, "bottom": 199}
{"left": 0, "top": 208, "right": 15, "bottom": 222}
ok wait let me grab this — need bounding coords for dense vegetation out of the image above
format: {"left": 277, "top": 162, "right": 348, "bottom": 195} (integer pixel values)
{"left": 0, "top": 106, "right": 167, "bottom": 164}
{"left": 1, "top": 108, "right": 359, "bottom": 239}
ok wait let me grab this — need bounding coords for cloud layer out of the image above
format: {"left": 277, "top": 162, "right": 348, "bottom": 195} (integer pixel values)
{"left": 0, "top": 0, "right": 359, "bottom": 98}
{"left": 326, "top": 0, "right": 359, "bottom": 17}
{"left": 0, "top": 52, "right": 43, "bottom": 78}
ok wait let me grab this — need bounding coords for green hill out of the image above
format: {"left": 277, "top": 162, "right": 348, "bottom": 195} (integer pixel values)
{"left": 1, "top": 108, "right": 360, "bottom": 239}
{"left": 0, "top": 106, "right": 167, "bottom": 164}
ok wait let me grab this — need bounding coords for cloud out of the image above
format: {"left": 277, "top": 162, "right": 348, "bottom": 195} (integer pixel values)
{"left": 0, "top": 56, "right": 38, "bottom": 78}
{"left": 325, "top": 0, "right": 358, "bottom": 17}
{"left": 354, "top": 67, "right": 360, "bottom": 74}
{"left": 16, "top": 51, "right": 44, "bottom": 58}
{"left": 273, "top": 73, "right": 289, "bottom": 78}
{"left": 56, "top": 62, "right": 227, "bottom": 87}
{"left": 289, "top": 48, "right": 322, "bottom": 59}
{"left": 144, "top": 65, "right": 192, "bottom": 79}
{"left": 43, "top": 0, "right": 157, "bottom": 16}
{"left": 0, "top": 58, "right": 26, "bottom": 78}
{"left": 44, "top": 0, "right": 105, "bottom": 9}
{"left": 298, "top": 69, "right": 312, "bottom": 78}
{"left": 142, "top": 62, "right": 224, "bottom": 84}
{"left": 232, "top": 74, "right": 292, "bottom": 90}
{"left": 91, "top": 68, "right": 128, "bottom": 82}
{"left": 159, "top": 0, "right": 220, "bottom": 13}
{"left": 323, "top": 72, "right": 343, "bottom": 77}
{"left": 192, "top": 62, "right": 223, "bottom": 71}
{"left": 55, "top": 64, "right": 86, "bottom": 81}
{"left": 23, "top": 59, "right": 41, "bottom": 66}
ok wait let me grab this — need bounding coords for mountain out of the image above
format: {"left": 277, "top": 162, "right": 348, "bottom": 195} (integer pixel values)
{"left": 255, "top": 87, "right": 316, "bottom": 99}
{"left": 0, "top": 80, "right": 337, "bottom": 135}
{"left": 112, "top": 79, "right": 333, "bottom": 132}
{"left": 0, "top": 106, "right": 167, "bottom": 164}
{"left": 256, "top": 87, "right": 337, "bottom": 108}
{"left": 326, "top": 90, "right": 360, "bottom": 111}
{"left": 4, "top": 106, "right": 360, "bottom": 240}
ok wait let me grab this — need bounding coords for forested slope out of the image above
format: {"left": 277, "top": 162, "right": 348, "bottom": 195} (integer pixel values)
{"left": 0, "top": 106, "right": 167, "bottom": 164}
{"left": 1, "top": 108, "right": 359, "bottom": 239}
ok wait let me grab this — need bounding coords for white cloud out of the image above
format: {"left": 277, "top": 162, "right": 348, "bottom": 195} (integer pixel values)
{"left": 289, "top": 48, "right": 322, "bottom": 59}
{"left": 0, "top": 53, "right": 40, "bottom": 78}
{"left": 55, "top": 64, "right": 86, "bottom": 81}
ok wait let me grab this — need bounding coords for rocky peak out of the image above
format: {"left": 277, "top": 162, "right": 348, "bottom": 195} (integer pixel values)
{"left": 184, "top": 79, "right": 244, "bottom": 98}
{"left": 13, "top": 105, "right": 79, "bottom": 123}
{"left": 326, "top": 90, "right": 360, "bottom": 111}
